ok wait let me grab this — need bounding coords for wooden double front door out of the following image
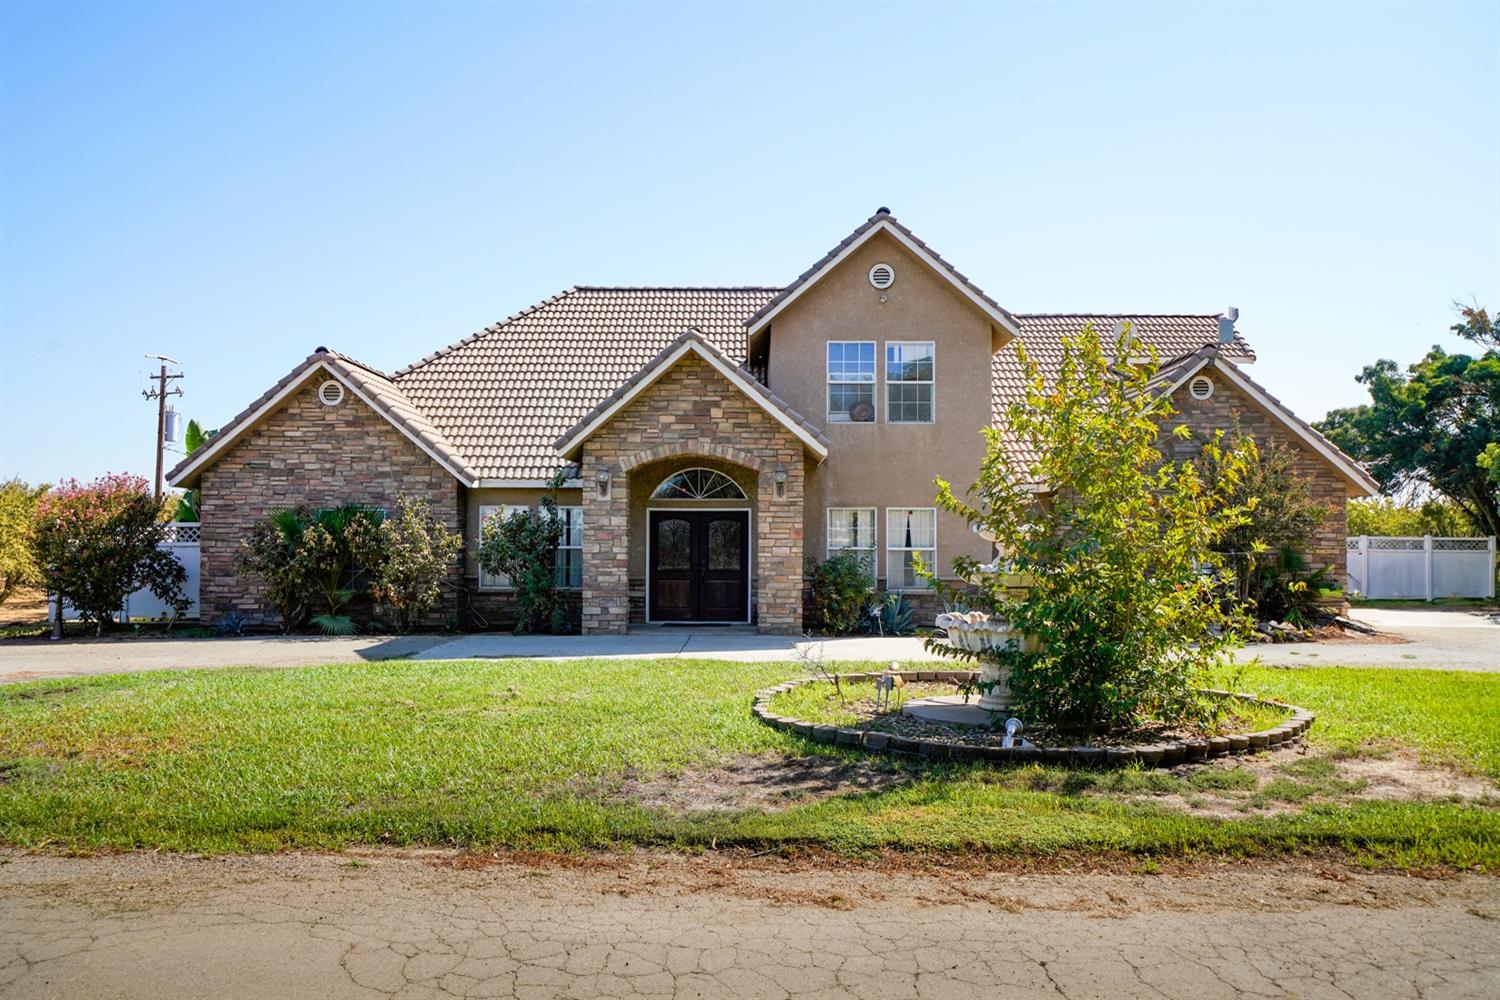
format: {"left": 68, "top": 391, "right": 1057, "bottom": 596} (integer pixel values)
{"left": 648, "top": 510, "right": 750, "bottom": 623}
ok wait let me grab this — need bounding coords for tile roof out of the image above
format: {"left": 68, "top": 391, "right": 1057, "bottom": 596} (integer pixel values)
{"left": 745, "top": 209, "right": 1021, "bottom": 334}
{"left": 553, "top": 329, "right": 830, "bottom": 460}
{"left": 166, "top": 349, "right": 476, "bottom": 487}
{"left": 991, "top": 315, "right": 1257, "bottom": 472}
{"left": 393, "top": 287, "right": 779, "bottom": 480}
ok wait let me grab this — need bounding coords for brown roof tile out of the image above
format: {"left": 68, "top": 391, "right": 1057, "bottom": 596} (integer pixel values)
{"left": 393, "top": 287, "right": 780, "bottom": 480}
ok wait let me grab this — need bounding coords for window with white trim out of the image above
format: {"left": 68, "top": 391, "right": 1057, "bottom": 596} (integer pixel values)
{"left": 827, "top": 508, "right": 877, "bottom": 579}
{"left": 885, "top": 341, "right": 934, "bottom": 423}
{"left": 827, "top": 341, "right": 876, "bottom": 422}
{"left": 477, "top": 504, "right": 527, "bottom": 590}
{"left": 886, "top": 507, "right": 936, "bottom": 590}
{"left": 554, "top": 506, "right": 583, "bottom": 589}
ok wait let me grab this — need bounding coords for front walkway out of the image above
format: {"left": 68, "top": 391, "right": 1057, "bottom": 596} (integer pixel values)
{"left": 1232, "top": 606, "right": 1499, "bottom": 672}
{"left": 408, "top": 628, "right": 938, "bottom": 664}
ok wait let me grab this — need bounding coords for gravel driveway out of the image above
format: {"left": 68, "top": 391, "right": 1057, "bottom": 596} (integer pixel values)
{"left": 2, "top": 851, "right": 1496, "bottom": 999}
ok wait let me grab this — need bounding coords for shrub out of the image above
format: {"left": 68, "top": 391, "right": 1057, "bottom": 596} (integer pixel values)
{"left": 477, "top": 477, "right": 567, "bottom": 634}
{"left": 237, "top": 508, "right": 315, "bottom": 633}
{"left": 359, "top": 496, "right": 463, "bottom": 633}
{"left": 0, "top": 478, "right": 46, "bottom": 607}
{"left": 931, "top": 324, "right": 1257, "bottom": 738}
{"left": 805, "top": 553, "right": 877, "bottom": 634}
{"left": 237, "top": 504, "right": 386, "bottom": 634}
{"left": 1207, "top": 443, "right": 1328, "bottom": 617}
{"left": 32, "top": 474, "right": 188, "bottom": 635}
{"left": 872, "top": 592, "right": 914, "bottom": 636}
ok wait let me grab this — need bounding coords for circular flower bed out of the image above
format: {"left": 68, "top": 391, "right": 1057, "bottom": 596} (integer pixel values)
{"left": 753, "top": 670, "right": 1315, "bottom": 767}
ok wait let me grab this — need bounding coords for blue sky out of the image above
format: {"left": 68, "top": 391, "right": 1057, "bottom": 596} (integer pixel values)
{"left": 2, "top": 1, "right": 1496, "bottom": 486}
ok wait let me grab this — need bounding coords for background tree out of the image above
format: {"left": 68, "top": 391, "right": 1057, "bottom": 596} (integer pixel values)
{"left": 1317, "top": 311, "right": 1500, "bottom": 539}
{"left": 931, "top": 324, "right": 1256, "bottom": 737}
{"left": 32, "top": 474, "right": 188, "bottom": 634}
{"left": 357, "top": 496, "right": 462, "bottom": 632}
{"left": 1347, "top": 496, "right": 1478, "bottom": 537}
{"left": 171, "top": 419, "right": 216, "bottom": 522}
{"left": 0, "top": 479, "right": 47, "bottom": 607}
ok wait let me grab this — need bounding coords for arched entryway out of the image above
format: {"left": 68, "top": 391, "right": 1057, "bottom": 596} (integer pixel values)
{"left": 645, "top": 467, "right": 752, "bottom": 623}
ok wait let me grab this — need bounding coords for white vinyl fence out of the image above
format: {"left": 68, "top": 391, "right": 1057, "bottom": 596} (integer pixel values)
{"left": 50, "top": 523, "right": 201, "bottom": 623}
{"left": 1346, "top": 535, "right": 1496, "bottom": 601}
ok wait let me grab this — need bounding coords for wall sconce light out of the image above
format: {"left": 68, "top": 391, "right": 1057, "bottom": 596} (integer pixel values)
{"left": 594, "top": 467, "right": 612, "bottom": 499}
{"left": 773, "top": 467, "right": 788, "bottom": 500}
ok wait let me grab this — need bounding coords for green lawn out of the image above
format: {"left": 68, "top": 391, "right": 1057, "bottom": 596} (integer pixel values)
{"left": 0, "top": 659, "right": 1496, "bottom": 869}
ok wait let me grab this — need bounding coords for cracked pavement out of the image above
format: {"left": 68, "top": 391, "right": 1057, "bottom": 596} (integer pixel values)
{"left": 0, "top": 851, "right": 1496, "bottom": 998}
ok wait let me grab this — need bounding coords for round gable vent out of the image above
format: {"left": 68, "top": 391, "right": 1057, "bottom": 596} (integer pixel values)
{"left": 1189, "top": 375, "right": 1215, "bottom": 400}
{"left": 318, "top": 379, "right": 346, "bottom": 406}
{"left": 868, "top": 262, "right": 895, "bottom": 290}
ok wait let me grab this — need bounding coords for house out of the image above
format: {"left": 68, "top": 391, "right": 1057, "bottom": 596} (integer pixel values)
{"left": 168, "top": 210, "right": 1379, "bottom": 634}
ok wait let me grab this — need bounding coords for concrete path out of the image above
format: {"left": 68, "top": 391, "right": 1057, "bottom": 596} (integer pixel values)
{"left": 1, "top": 851, "right": 1495, "bottom": 999}
{"left": 0, "top": 634, "right": 450, "bottom": 684}
{"left": 409, "top": 628, "right": 940, "bottom": 665}
{"left": 1234, "top": 606, "right": 1500, "bottom": 672}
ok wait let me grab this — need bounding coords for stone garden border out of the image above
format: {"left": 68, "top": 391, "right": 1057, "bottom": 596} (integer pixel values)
{"left": 752, "top": 670, "right": 1316, "bottom": 767}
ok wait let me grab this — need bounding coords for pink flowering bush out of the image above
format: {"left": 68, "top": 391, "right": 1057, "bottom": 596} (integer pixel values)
{"left": 32, "top": 474, "right": 188, "bottom": 634}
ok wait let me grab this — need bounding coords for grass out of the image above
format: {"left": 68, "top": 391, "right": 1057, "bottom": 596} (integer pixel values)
{"left": 0, "top": 658, "right": 1496, "bottom": 870}
{"left": 1348, "top": 597, "right": 1497, "bottom": 610}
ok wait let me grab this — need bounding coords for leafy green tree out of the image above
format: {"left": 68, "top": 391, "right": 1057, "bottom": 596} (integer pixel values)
{"left": 0, "top": 479, "right": 47, "bottom": 607}
{"left": 931, "top": 324, "right": 1257, "bottom": 737}
{"left": 358, "top": 496, "right": 463, "bottom": 632}
{"left": 1347, "top": 496, "right": 1478, "bottom": 537}
{"left": 477, "top": 475, "right": 569, "bottom": 634}
{"left": 32, "top": 474, "right": 188, "bottom": 635}
{"left": 1317, "top": 338, "right": 1500, "bottom": 539}
{"left": 172, "top": 419, "right": 216, "bottom": 522}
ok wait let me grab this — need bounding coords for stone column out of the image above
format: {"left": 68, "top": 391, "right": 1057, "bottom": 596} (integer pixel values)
{"left": 581, "top": 454, "right": 630, "bottom": 634}
{"left": 755, "top": 455, "right": 805, "bottom": 634}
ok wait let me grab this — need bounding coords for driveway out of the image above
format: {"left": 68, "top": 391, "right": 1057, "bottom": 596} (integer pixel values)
{"left": 2, "top": 850, "right": 1495, "bottom": 999}
{"left": 1234, "top": 606, "right": 1500, "bottom": 672}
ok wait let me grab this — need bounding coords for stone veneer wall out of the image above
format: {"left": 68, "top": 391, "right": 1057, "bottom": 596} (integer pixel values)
{"left": 199, "top": 378, "right": 463, "bottom": 627}
{"left": 1164, "top": 369, "right": 1354, "bottom": 579}
{"left": 579, "top": 353, "right": 807, "bottom": 634}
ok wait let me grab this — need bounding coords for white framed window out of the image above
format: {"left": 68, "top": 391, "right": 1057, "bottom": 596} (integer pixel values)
{"left": 827, "top": 341, "right": 876, "bottom": 422}
{"left": 554, "top": 506, "right": 583, "bottom": 589}
{"left": 827, "top": 507, "right": 878, "bottom": 579}
{"left": 477, "top": 504, "right": 527, "bottom": 590}
{"left": 886, "top": 507, "right": 936, "bottom": 591}
{"left": 886, "top": 341, "right": 934, "bottom": 423}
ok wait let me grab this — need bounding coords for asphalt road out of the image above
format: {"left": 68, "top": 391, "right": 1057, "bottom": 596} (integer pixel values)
{"left": 1, "top": 851, "right": 1496, "bottom": 999}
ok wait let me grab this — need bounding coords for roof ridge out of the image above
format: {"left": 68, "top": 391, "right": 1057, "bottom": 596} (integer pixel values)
{"left": 392, "top": 287, "right": 580, "bottom": 378}
{"left": 572, "top": 285, "right": 783, "bottom": 292}
{"left": 1016, "top": 312, "right": 1232, "bottom": 319}
{"left": 320, "top": 348, "right": 390, "bottom": 380}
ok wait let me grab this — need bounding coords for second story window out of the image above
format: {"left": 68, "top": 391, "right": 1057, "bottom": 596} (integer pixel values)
{"left": 827, "top": 341, "right": 876, "bottom": 422}
{"left": 886, "top": 341, "right": 935, "bottom": 422}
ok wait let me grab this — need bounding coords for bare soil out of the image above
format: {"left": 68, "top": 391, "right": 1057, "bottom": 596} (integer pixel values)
{"left": 614, "top": 755, "right": 911, "bottom": 814}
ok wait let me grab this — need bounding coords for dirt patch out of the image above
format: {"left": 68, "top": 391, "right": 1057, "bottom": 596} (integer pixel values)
{"left": 1303, "top": 625, "right": 1408, "bottom": 645}
{"left": 1339, "top": 755, "right": 1498, "bottom": 803}
{"left": 1127, "top": 751, "right": 1497, "bottom": 819}
{"left": 0, "top": 587, "right": 49, "bottom": 628}
{"left": 613, "top": 755, "right": 912, "bottom": 814}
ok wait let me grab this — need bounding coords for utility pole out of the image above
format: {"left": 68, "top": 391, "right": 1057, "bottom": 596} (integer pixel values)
{"left": 142, "top": 355, "right": 183, "bottom": 501}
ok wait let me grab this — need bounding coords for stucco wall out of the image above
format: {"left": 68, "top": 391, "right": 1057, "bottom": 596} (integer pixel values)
{"left": 199, "top": 378, "right": 463, "bottom": 627}
{"left": 762, "top": 229, "right": 996, "bottom": 586}
{"left": 578, "top": 352, "right": 807, "bottom": 634}
{"left": 1163, "top": 367, "right": 1357, "bottom": 579}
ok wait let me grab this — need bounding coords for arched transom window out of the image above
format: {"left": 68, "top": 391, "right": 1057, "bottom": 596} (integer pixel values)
{"left": 650, "top": 468, "right": 747, "bottom": 501}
